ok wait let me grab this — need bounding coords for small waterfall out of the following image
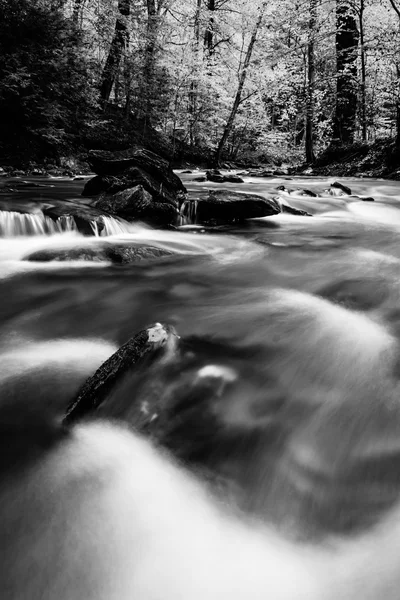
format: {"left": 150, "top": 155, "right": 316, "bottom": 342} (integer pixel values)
{"left": 0, "top": 211, "right": 77, "bottom": 237}
{"left": 98, "top": 216, "right": 135, "bottom": 236}
{"left": 0, "top": 211, "right": 135, "bottom": 238}
{"left": 180, "top": 200, "right": 198, "bottom": 224}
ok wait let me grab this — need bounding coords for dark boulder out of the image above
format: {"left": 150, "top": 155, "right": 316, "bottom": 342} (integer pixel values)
{"left": 82, "top": 147, "right": 186, "bottom": 225}
{"left": 331, "top": 181, "right": 352, "bottom": 195}
{"left": 277, "top": 185, "right": 318, "bottom": 197}
{"left": 183, "top": 190, "right": 281, "bottom": 224}
{"left": 351, "top": 195, "right": 375, "bottom": 202}
{"left": 86, "top": 147, "right": 186, "bottom": 202}
{"left": 83, "top": 167, "right": 183, "bottom": 208}
{"left": 223, "top": 174, "right": 245, "bottom": 183}
{"left": 95, "top": 185, "right": 178, "bottom": 225}
{"left": 280, "top": 203, "right": 312, "bottom": 216}
{"left": 25, "top": 243, "right": 174, "bottom": 264}
{"left": 193, "top": 176, "right": 207, "bottom": 182}
{"left": 206, "top": 170, "right": 244, "bottom": 184}
{"left": 64, "top": 323, "right": 178, "bottom": 424}
{"left": 206, "top": 170, "right": 225, "bottom": 183}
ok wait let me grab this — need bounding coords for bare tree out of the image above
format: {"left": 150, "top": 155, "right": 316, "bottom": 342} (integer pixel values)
{"left": 214, "top": 2, "right": 266, "bottom": 165}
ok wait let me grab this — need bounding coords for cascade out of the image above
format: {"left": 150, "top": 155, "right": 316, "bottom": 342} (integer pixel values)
{"left": 0, "top": 210, "right": 77, "bottom": 237}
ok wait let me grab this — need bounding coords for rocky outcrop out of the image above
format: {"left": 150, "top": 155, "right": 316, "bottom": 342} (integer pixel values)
{"left": 82, "top": 147, "right": 186, "bottom": 225}
{"left": 25, "top": 244, "right": 174, "bottom": 264}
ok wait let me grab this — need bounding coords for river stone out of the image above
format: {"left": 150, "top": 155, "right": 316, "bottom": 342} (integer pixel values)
{"left": 206, "top": 170, "right": 244, "bottom": 184}
{"left": 331, "top": 181, "right": 352, "bottom": 195}
{"left": 25, "top": 244, "right": 174, "bottom": 264}
{"left": 64, "top": 323, "right": 179, "bottom": 424}
{"left": 95, "top": 185, "right": 178, "bottom": 225}
{"left": 185, "top": 190, "right": 281, "bottom": 224}
{"left": 85, "top": 147, "right": 186, "bottom": 206}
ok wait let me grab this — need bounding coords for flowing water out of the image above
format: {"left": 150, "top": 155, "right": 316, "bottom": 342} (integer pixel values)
{"left": 2, "top": 172, "right": 400, "bottom": 598}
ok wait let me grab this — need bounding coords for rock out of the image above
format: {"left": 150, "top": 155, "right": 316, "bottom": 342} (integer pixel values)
{"left": 193, "top": 176, "right": 207, "bottom": 182}
{"left": 86, "top": 147, "right": 186, "bottom": 202}
{"left": 42, "top": 202, "right": 107, "bottom": 236}
{"left": 206, "top": 170, "right": 244, "bottom": 184}
{"left": 223, "top": 174, "right": 244, "bottom": 183}
{"left": 184, "top": 190, "right": 281, "bottom": 224}
{"left": 181, "top": 170, "right": 193, "bottom": 174}
{"left": 331, "top": 181, "right": 352, "bottom": 195}
{"left": 25, "top": 244, "right": 174, "bottom": 264}
{"left": 247, "top": 169, "right": 274, "bottom": 177}
{"left": 82, "top": 147, "right": 186, "bottom": 226}
{"left": 95, "top": 185, "right": 178, "bottom": 225}
{"left": 280, "top": 203, "right": 312, "bottom": 217}
{"left": 206, "top": 170, "right": 226, "bottom": 183}
{"left": 348, "top": 195, "right": 374, "bottom": 202}
{"left": 73, "top": 176, "right": 85, "bottom": 181}
{"left": 64, "top": 323, "right": 178, "bottom": 424}
{"left": 277, "top": 185, "right": 317, "bottom": 197}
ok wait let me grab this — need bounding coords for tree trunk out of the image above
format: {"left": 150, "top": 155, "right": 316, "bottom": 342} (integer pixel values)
{"left": 100, "top": 0, "right": 131, "bottom": 103}
{"left": 331, "top": 1, "right": 360, "bottom": 145}
{"left": 387, "top": 0, "right": 400, "bottom": 147}
{"left": 305, "top": 0, "right": 317, "bottom": 163}
{"left": 214, "top": 2, "right": 265, "bottom": 166}
{"left": 359, "top": 0, "right": 367, "bottom": 141}
{"left": 189, "top": 0, "right": 202, "bottom": 145}
{"left": 141, "top": 0, "right": 159, "bottom": 124}
{"left": 204, "top": 0, "right": 215, "bottom": 54}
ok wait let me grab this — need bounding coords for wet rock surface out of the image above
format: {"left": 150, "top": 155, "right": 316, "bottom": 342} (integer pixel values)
{"left": 25, "top": 243, "right": 174, "bottom": 264}
{"left": 64, "top": 323, "right": 179, "bottom": 424}
{"left": 83, "top": 148, "right": 187, "bottom": 226}
{"left": 95, "top": 185, "right": 178, "bottom": 225}
{"left": 184, "top": 190, "right": 281, "bottom": 223}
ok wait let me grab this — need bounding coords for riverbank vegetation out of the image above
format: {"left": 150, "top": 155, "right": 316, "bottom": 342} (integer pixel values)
{"left": 1, "top": 0, "right": 400, "bottom": 173}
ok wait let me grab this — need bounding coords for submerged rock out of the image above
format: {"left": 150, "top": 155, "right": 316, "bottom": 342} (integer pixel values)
{"left": 25, "top": 244, "right": 174, "bottom": 264}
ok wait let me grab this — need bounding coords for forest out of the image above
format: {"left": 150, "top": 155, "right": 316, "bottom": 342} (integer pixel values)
{"left": 1, "top": 0, "right": 400, "bottom": 171}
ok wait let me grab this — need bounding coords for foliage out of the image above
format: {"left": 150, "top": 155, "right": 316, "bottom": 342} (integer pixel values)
{"left": 0, "top": 0, "right": 97, "bottom": 164}
{"left": 1, "top": 0, "right": 400, "bottom": 166}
